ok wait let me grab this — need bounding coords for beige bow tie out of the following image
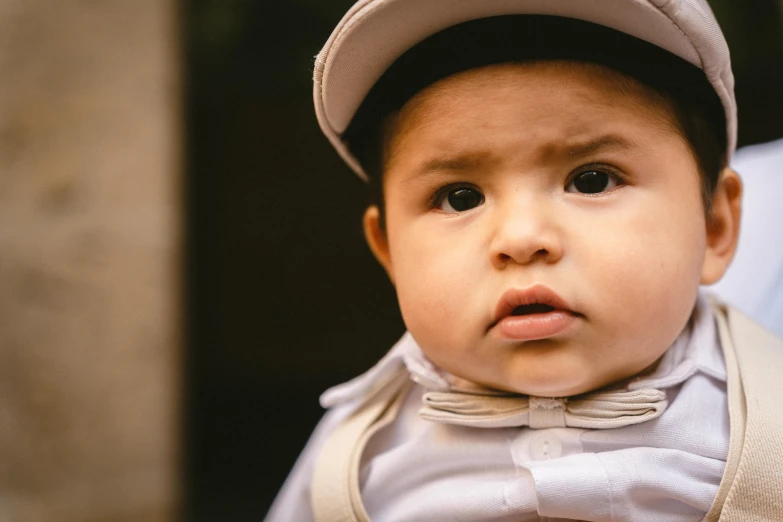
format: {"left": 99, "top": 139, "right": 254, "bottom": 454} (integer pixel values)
{"left": 419, "top": 388, "right": 668, "bottom": 429}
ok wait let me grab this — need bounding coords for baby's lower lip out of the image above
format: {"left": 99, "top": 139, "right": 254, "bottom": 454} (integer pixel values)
{"left": 494, "top": 310, "right": 578, "bottom": 341}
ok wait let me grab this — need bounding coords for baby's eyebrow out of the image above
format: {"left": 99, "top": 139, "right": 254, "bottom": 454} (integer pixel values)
{"left": 420, "top": 153, "right": 487, "bottom": 174}
{"left": 559, "top": 134, "right": 638, "bottom": 158}
{"left": 400, "top": 152, "right": 493, "bottom": 182}
{"left": 405, "top": 134, "right": 645, "bottom": 181}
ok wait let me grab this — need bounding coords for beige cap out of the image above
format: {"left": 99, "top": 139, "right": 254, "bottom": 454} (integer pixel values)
{"left": 314, "top": 0, "right": 736, "bottom": 180}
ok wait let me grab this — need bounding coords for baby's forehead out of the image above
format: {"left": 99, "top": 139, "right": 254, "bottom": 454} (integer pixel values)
{"left": 378, "top": 61, "right": 700, "bottom": 184}
{"left": 390, "top": 61, "right": 679, "bottom": 147}
{"left": 414, "top": 61, "right": 665, "bottom": 105}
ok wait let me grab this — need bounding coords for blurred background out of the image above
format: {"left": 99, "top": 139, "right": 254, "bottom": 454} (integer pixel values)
{"left": 0, "top": 1, "right": 781, "bottom": 521}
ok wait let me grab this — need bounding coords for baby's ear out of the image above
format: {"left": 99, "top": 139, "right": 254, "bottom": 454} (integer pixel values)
{"left": 363, "top": 206, "right": 394, "bottom": 283}
{"left": 701, "top": 168, "right": 742, "bottom": 285}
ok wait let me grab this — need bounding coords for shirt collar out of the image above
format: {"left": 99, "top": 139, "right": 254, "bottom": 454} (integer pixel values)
{"left": 319, "top": 332, "right": 415, "bottom": 408}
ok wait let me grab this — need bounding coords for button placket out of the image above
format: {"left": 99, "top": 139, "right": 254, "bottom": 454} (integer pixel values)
{"left": 530, "top": 432, "right": 563, "bottom": 460}
{"left": 511, "top": 428, "right": 586, "bottom": 466}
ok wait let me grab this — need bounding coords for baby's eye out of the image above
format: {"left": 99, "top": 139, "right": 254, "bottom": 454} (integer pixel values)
{"left": 435, "top": 186, "right": 485, "bottom": 213}
{"left": 565, "top": 170, "right": 621, "bottom": 194}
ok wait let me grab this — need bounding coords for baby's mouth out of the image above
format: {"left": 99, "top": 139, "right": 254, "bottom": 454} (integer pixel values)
{"left": 511, "top": 304, "right": 556, "bottom": 316}
{"left": 496, "top": 302, "right": 577, "bottom": 341}
{"left": 490, "top": 285, "right": 580, "bottom": 341}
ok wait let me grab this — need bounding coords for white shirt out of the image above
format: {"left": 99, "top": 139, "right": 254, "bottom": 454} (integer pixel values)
{"left": 708, "top": 138, "right": 783, "bottom": 337}
{"left": 266, "top": 294, "right": 729, "bottom": 521}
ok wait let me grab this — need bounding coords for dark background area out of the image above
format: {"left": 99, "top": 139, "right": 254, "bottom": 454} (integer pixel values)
{"left": 183, "top": 1, "right": 783, "bottom": 520}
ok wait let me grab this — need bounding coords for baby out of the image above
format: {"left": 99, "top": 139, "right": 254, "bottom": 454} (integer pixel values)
{"left": 268, "top": 1, "right": 783, "bottom": 521}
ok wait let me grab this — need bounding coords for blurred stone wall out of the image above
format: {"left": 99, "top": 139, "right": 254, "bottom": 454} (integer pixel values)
{"left": 0, "top": 1, "right": 180, "bottom": 521}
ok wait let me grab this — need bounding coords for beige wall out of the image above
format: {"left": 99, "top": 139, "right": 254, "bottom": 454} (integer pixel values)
{"left": 0, "top": 1, "right": 180, "bottom": 521}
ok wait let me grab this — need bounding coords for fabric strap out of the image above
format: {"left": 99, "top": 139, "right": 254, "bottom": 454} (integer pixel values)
{"left": 706, "top": 301, "right": 783, "bottom": 521}
{"left": 311, "top": 369, "right": 412, "bottom": 522}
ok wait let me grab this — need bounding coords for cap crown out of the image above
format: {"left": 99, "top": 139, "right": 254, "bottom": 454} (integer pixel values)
{"left": 314, "top": 0, "right": 735, "bottom": 178}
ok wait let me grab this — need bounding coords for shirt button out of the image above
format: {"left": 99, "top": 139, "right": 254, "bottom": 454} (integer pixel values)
{"left": 530, "top": 432, "right": 562, "bottom": 460}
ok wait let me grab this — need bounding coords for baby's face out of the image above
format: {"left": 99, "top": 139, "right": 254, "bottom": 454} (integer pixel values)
{"left": 368, "top": 62, "right": 718, "bottom": 397}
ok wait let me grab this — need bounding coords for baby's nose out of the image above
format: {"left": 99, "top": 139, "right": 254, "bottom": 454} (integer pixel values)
{"left": 488, "top": 199, "right": 564, "bottom": 269}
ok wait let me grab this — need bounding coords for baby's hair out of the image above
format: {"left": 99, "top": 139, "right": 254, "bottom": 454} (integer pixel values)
{"left": 342, "top": 15, "right": 727, "bottom": 229}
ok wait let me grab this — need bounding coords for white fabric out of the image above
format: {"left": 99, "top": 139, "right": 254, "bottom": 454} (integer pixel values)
{"left": 707, "top": 138, "right": 783, "bottom": 338}
{"left": 266, "top": 294, "right": 729, "bottom": 521}
{"left": 313, "top": 0, "right": 736, "bottom": 179}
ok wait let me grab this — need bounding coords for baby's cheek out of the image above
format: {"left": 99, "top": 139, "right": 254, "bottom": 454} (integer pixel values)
{"left": 598, "top": 234, "right": 700, "bottom": 355}
{"left": 394, "top": 258, "right": 473, "bottom": 348}
{"left": 396, "top": 272, "right": 458, "bottom": 330}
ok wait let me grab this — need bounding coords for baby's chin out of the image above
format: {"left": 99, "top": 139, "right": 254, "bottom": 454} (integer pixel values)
{"left": 476, "top": 349, "right": 667, "bottom": 397}
{"left": 464, "top": 367, "right": 625, "bottom": 398}
{"left": 492, "top": 380, "right": 598, "bottom": 398}
{"left": 447, "top": 373, "right": 588, "bottom": 398}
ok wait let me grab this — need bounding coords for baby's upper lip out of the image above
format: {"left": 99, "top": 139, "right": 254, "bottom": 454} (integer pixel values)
{"left": 491, "top": 284, "right": 579, "bottom": 327}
